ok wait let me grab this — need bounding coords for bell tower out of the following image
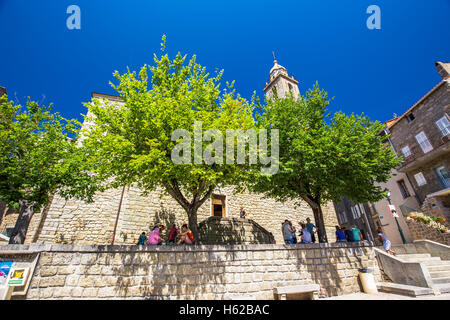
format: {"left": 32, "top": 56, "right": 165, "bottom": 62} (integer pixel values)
{"left": 263, "top": 53, "right": 300, "bottom": 99}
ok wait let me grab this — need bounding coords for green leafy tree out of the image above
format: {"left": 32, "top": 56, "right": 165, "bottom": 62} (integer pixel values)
{"left": 250, "top": 85, "right": 401, "bottom": 242}
{"left": 82, "top": 39, "right": 255, "bottom": 243}
{"left": 0, "top": 96, "right": 99, "bottom": 244}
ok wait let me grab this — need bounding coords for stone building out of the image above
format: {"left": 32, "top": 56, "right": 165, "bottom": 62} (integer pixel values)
{"left": 386, "top": 61, "right": 450, "bottom": 221}
{"left": 0, "top": 59, "right": 339, "bottom": 245}
{"left": 358, "top": 62, "right": 450, "bottom": 246}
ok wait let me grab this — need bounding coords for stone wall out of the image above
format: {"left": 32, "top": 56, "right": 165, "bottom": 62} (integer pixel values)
{"left": 406, "top": 218, "right": 450, "bottom": 246}
{"left": 32, "top": 185, "right": 338, "bottom": 246}
{"left": 0, "top": 242, "right": 380, "bottom": 300}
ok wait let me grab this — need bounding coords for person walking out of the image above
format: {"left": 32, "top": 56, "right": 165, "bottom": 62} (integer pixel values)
{"left": 306, "top": 218, "right": 317, "bottom": 243}
{"left": 335, "top": 226, "right": 347, "bottom": 242}
{"left": 378, "top": 228, "right": 395, "bottom": 255}
{"left": 282, "top": 220, "right": 293, "bottom": 244}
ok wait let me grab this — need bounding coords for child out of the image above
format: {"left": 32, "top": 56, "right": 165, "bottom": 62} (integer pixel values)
{"left": 137, "top": 232, "right": 147, "bottom": 245}
{"left": 378, "top": 228, "right": 395, "bottom": 255}
{"left": 176, "top": 224, "right": 194, "bottom": 245}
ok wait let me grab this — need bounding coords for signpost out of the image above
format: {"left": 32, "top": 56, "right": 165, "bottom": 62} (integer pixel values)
{"left": 386, "top": 190, "right": 406, "bottom": 244}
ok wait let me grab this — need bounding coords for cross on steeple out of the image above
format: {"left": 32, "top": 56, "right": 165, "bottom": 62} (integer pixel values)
{"left": 272, "top": 51, "right": 277, "bottom": 63}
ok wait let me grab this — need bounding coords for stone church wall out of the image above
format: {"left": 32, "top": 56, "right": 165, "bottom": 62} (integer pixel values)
{"left": 31, "top": 185, "right": 338, "bottom": 246}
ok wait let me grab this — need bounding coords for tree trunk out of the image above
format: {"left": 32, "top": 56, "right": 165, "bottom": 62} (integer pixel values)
{"left": 312, "top": 204, "right": 328, "bottom": 243}
{"left": 0, "top": 200, "right": 6, "bottom": 228}
{"left": 9, "top": 199, "right": 35, "bottom": 244}
{"left": 187, "top": 208, "right": 200, "bottom": 244}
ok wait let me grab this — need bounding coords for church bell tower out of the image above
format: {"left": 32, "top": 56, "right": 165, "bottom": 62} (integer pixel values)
{"left": 263, "top": 53, "right": 300, "bottom": 99}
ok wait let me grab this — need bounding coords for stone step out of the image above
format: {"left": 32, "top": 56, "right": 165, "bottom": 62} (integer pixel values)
{"left": 431, "top": 277, "right": 450, "bottom": 285}
{"left": 422, "top": 260, "right": 450, "bottom": 266}
{"left": 427, "top": 264, "right": 450, "bottom": 272}
{"left": 376, "top": 282, "right": 434, "bottom": 297}
{"left": 430, "top": 270, "right": 450, "bottom": 278}
{"left": 396, "top": 253, "right": 431, "bottom": 259}
{"left": 434, "top": 283, "right": 450, "bottom": 294}
{"left": 398, "top": 256, "right": 442, "bottom": 263}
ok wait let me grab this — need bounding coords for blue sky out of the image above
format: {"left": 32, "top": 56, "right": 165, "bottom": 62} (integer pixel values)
{"left": 1, "top": 0, "right": 449, "bottom": 124}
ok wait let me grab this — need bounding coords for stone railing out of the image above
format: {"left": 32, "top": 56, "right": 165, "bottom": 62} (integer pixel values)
{"left": 0, "top": 242, "right": 380, "bottom": 300}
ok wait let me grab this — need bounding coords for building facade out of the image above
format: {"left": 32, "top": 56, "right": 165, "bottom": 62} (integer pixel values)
{"left": 0, "top": 60, "right": 339, "bottom": 245}
{"left": 387, "top": 62, "right": 450, "bottom": 221}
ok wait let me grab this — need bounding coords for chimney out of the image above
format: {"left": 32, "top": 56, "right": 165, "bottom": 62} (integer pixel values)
{"left": 435, "top": 62, "right": 450, "bottom": 80}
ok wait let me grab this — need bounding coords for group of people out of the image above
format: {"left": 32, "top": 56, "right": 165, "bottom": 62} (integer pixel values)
{"left": 137, "top": 223, "right": 195, "bottom": 246}
{"left": 282, "top": 218, "right": 317, "bottom": 244}
{"left": 334, "top": 225, "right": 364, "bottom": 243}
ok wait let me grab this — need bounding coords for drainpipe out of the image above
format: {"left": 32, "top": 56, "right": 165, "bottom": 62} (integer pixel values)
{"left": 111, "top": 186, "right": 126, "bottom": 245}
{"left": 360, "top": 204, "right": 374, "bottom": 243}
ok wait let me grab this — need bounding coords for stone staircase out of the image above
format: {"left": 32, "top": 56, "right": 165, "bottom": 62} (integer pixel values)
{"left": 198, "top": 217, "right": 274, "bottom": 245}
{"left": 394, "top": 253, "right": 450, "bottom": 293}
{"left": 376, "top": 243, "right": 450, "bottom": 296}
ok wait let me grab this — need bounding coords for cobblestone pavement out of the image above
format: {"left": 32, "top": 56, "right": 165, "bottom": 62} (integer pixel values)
{"left": 322, "top": 292, "right": 450, "bottom": 300}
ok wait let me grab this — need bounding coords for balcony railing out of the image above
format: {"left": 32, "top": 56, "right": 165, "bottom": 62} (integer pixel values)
{"left": 395, "top": 129, "right": 449, "bottom": 170}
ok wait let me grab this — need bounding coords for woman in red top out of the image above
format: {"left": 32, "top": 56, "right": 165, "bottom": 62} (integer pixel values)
{"left": 176, "top": 224, "right": 194, "bottom": 245}
{"left": 168, "top": 224, "right": 178, "bottom": 245}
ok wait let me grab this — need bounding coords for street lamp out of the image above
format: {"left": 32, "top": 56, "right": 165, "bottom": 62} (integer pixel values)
{"left": 385, "top": 189, "right": 406, "bottom": 244}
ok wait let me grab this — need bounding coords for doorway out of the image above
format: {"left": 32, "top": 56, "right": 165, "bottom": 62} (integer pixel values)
{"left": 211, "top": 195, "right": 226, "bottom": 217}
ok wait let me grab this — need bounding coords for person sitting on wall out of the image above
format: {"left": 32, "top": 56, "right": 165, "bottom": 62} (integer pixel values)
{"left": 300, "top": 224, "right": 312, "bottom": 244}
{"left": 335, "top": 226, "right": 347, "bottom": 242}
{"left": 289, "top": 221, "right": 297, "bottom": 244}
{"left": 344, "top": 227, "right": 354, "bottom": 242}
{"left": 148, "top": 225, "right": 166, "bottom": 245}
{"left": 239, "top": 207, "right": 246, "bottom": 219}
{"left": 168, "top": 224, "right": 178, "bottom": 245}
{"left": 350, "top": 225, "right": 364, "bottom": 243}
{"left": 176, "top": 224, "right": 194, "bottom": 245}
{"left": 137, "top": 232, "right": 147, "bottom": 245}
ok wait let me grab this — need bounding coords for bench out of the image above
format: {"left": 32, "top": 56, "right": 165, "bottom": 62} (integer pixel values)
{"left": 274, "top": 284, "right": 320, "bottom": 300}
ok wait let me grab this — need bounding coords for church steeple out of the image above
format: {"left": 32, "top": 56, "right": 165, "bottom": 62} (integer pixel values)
{"left": 264, "top": 54, "right": 300, "bottom": 99}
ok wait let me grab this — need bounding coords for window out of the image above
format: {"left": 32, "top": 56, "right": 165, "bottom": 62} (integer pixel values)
{"left": 401, "top": 146, "right": 412, "bottom": 158}
{"left": 339, "top": 212, "right": 347, "bottom": 224}
{"left": 415, "top": 131, "right": 433, "bottom": 154}
{"left": 288, "top": 83, "right": 293, "bottom": 92}
{"left": 397, "top": 180, "right": 411, "bottom": 199}
{"left": 414, "top": 172, "right": 427, "bottom": 187}
{"left": 436, "top": 166, "right": 450, "bottom": 188}
{"left": 1, "top": 226, "right": 14, "bottom": 238}
{"left": 406, "top": 113, "right": 415, "bottom": 123}
{"left": 351, "top": 206, "right": 361, "bottom": 219}
{"left": 436, "top": 116, "right": 450, "bottom": 136}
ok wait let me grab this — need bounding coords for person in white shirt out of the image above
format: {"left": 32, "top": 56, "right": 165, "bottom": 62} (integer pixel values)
{"left": 377, "top": 228, "right": 395, "bottom": 255}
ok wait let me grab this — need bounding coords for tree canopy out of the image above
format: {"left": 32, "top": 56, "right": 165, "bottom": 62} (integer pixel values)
{"left": 82, "top": 38, "right": 256, "bottom": 242}
{"left": 250, "top": 85, "right": 402, "bottom": 242}
{"left": 0, "top": 95, "right": 98, "bottom": 244}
